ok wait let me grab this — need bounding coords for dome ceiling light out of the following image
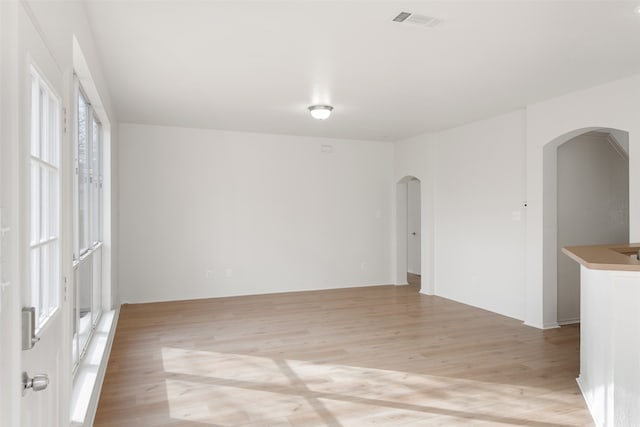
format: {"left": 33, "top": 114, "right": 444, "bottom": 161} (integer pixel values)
{"left": 308, "top": 105, "right": 333, "bottom": 120}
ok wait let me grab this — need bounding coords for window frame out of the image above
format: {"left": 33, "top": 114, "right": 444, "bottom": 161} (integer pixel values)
{"left": 28, "top": 64, "right": 62, "bottom": 333}
{"left": 72, "top": 77, "right": 104, "bottom": 373}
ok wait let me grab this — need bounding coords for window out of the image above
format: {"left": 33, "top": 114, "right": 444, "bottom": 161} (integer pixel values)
{"left": 92, "top": 118, "right": 102, "bottom": 244}
{"left": 29, "top": 66, "right": 60, "bottom": 331}
{"left": 72, "top": 82, "right": 103, "bottom": 371}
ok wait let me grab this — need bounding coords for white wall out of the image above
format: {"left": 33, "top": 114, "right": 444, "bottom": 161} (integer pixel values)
{"left": 526, "top": 74, "right": 640, "bottom": 328}
{"left": 395, "top": 72, "right": 640, "bottom": 328}
{"left": 557, "top": 132, "right": 629, "bottom": 324}
{"left": 394, "top": 179, "right": 409, "bottom": 285}
{"left": 118, "top": 124, "right": 393, "bottom": 303}
{"left": 395, "top": 110, "right": 527, "bottom": 320}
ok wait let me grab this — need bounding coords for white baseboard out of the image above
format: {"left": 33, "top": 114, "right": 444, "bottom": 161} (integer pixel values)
{"left": 558, "top": 317, "right": 580, "bottom": 326}
{"left": 576, "top": 376, "right": 602, "bottom": 427}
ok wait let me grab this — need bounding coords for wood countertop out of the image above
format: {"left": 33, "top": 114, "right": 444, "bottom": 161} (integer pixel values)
{"left": 562, "top": 243, "right": 640, "bottom": 272}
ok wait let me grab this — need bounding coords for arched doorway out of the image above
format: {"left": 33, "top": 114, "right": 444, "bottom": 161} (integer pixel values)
{"left": 396, "top": 176, "right": 421, "bottom": 289}
{"left": 543, "top": 127, "right": 629, "bottom": 326}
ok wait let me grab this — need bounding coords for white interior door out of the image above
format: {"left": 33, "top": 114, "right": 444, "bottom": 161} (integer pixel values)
{"left": 19, "top": 3, "right": 68, "bottom": 426}
{"left": 407, "top": 179, "right": 421, "bottom": 275}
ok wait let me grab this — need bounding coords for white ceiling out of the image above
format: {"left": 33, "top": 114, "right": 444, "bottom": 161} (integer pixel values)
{"left": 84, "top": 1, "right": 640, "bottom": 142}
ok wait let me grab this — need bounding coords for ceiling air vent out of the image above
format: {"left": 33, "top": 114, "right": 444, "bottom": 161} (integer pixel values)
{"left": 392, "top": 11, "right": 442, "bottom": 28}
{"left": 392, "top": 11, "right": 412, "bottom": 22}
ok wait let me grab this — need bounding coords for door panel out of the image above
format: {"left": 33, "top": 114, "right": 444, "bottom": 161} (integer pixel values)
{"left": 407, "top": 179, "right": 421, "bottom": 275}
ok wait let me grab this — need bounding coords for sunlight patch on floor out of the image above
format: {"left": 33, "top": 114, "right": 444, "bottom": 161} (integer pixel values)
{"left": 164, "top": 378, "right": 315, "bottom": 426}
{"left": 162, "top": 346, "right": 292, "bottom": 386}
{"left": 161, "top": 346, "right": 581, "bottom": 426}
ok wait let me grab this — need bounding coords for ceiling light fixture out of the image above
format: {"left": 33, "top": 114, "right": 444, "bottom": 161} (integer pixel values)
{"left": 635, "top": 5, "right": 640, "bottom": 14}
{"left": 308, "top": 105, "right": 333, "bottom": 120}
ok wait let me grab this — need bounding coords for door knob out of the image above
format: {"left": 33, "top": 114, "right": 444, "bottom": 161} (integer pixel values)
{"left": 22, "top": 372, "right": 49, "bottom": 395}
{"left": 411, "top": 232, "right": 417, "bottom": 236}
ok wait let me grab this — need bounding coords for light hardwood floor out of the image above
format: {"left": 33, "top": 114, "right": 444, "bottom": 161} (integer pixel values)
{"left": 94, "top": 283, "right": 593, "bottom": 426}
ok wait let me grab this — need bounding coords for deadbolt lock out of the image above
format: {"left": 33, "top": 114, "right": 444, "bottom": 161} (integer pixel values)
{"left": 22, "top": 307, "right": 40, "bottom": 350}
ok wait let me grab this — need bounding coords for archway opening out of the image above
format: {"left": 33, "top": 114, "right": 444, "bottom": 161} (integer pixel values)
{"left": 396, "top": 176, "right": 421, "bottom": 290}
{"left": 543, "top": 127, "right": 629, "bottom": 327}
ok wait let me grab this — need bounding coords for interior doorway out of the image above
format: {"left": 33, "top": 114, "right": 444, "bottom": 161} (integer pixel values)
{"left": 543, "top": 128, "right": 630, "bottom": 327}
{"left": 396, "top": 176, "right": 421, "bottom": 290}
{"left": 556, "top": 131, "right": 629, "bottom": 324}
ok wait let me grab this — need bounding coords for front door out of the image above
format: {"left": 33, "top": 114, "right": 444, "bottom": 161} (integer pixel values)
{"left": 19, "top": 4, "right": 67, "bottom": 426}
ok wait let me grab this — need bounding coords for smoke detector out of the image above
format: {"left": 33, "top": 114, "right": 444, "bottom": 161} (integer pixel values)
{"left": 392, "top": 11, "right": 442, "bottom": 28}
